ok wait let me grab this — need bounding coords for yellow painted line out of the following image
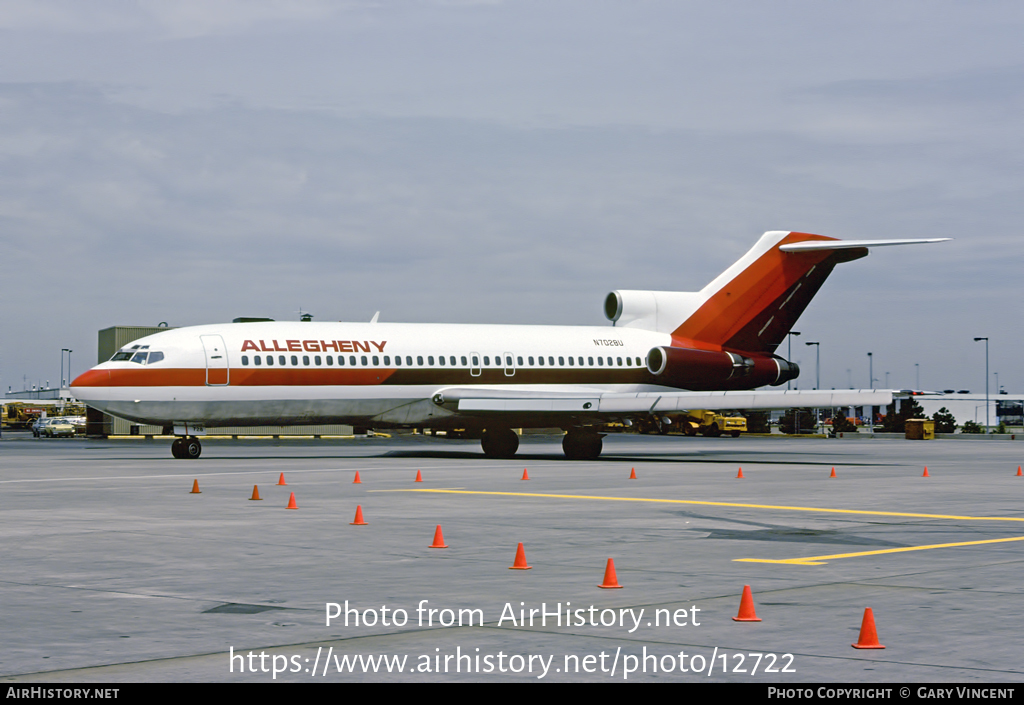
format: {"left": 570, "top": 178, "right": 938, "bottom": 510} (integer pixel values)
{"left": 395, "top": 488, "right": 1024, "bottom": 523}
{"left": 735, "top": 535, "right": 1024, "bottom": 565}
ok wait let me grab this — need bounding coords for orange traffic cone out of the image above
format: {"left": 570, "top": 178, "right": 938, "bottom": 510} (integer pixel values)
{"left": 521, "top": 468, "right": 530, "bottom": 480}
{"left": 353, "top": 471, "right": 362, "bottom": 484}
{"left": 830, "top": 467, "right": 837, "bottom": 478}
{"left": 286, "top": 492, "right": 298, "bottom": 509}
{"left": 922, "top": 466, "right": 930, "bottom": 477}
{"left": 737, "top": 467, "right": 744, "bottom": 479}
{"left": 276, "top": 473, "right": 287, "bottom": 486}
{"left": 350, "top": 505, "right": 367, "bottom": 525}
{"left": 852, "top": 608, "right": 885, "bottom": 649}
{"left": 429, "top": 525, "right": 448, "bottom": 548}
{"left": 629, "top": 467, "right": 637, "bottom": 479}
{"left": 509, "top": 543, "right": 531, "bottom": 570}
{"left": 1017, "top": 466, "right": 1022, "bottom": 477}
{"left": 190, "top": 479, "right": 201, "bottom": 494}
{"left": 415, "top": 470, "right": 423, "bottom": 482}
{"left": 250, "top": 485, "right": 262, "bottom": 501}
{"left": 598, "top": 558, "right": 623, "bottom": 589}
{"left": 732, "top": 585, "right": 762, "bottom": 622}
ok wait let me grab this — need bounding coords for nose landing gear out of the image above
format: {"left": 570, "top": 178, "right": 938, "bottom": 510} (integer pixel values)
{"left": 171, "top": 436, "right": 202, "bottom": 459}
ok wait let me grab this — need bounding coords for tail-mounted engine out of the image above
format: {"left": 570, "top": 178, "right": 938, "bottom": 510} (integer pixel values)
{"left": 646, "top": 346, "right": 798, "bottom": 390}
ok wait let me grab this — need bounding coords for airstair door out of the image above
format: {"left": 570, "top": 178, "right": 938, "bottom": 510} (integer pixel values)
{"left": 200, "top": 335, "right": 229, "bottom": 386}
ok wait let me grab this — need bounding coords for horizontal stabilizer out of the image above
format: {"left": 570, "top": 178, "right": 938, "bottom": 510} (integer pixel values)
{"left": 779, "top": 238, "right": 950, "bottom": 252}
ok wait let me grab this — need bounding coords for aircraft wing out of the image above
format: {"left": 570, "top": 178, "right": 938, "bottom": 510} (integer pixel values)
{"left": 435, "top": 388, "right": 893, "bottom": 414}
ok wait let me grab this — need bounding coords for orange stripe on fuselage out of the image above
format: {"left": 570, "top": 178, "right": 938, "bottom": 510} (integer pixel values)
{"left": 671, "top": 232, "right": 835, "bottom": 351}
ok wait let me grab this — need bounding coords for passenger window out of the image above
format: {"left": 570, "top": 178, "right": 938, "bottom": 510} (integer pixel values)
{"left": 428, "top": 356, "right": 435, "bottom": 366}
{"left": 461, "top": 356, "right": 467, "bottom": 366}
{"left": 483, "top": 356, "right": 490, "bottom": 366}
{"left": 636, "top": 357, "right": 642, "bottom": 367}
{"left": 315, "top": 355, "right": 321, "bottom": 365}
{"left": 242, "top": 356, "right": 249, "bottom": 366}
{"left": 384, "top": 356, "right": 390, "bottom": 365}
{"left": 597, "top": 357, "right": 603, "bottom": 366}
{"left": 528, "top": 356, "right": 535, "bottom": 365}
{"left": 337, "top": 356, "right": 344, "bottom": 366}
{"left": 279, "top": 356, "right": 286, "bottom": 365}
{"left": 406, "top": 356, "right": 413, "bottom": 366}
{"left": 254, "top": 355, "right": 261, "bottom": 366}
{"left": 472, "top": 356, "right": 479, "bottom": 366}
{"left": 372, "top": 355, "right": 379, "bottom": 366}
{"left": 267, "top": 356, "right": 274, "bottom": 365}
{"left": 326, "top": 355, "right": 332, "bottom": 365}
{"left": 588, "top": 357, "right": 594, "bottom": 366}
{"left": 303, "top": 355, "right": 310, "bottom": 365}
{"left": 450, "top": 356, "right": 457, "bottom": 366}
{"left": 394, "top": 356, "right": 401, "bottom": 366}
{"left": 417, "top": 356, "right": 424, "bottom": 366}
{"left": 538, "top": 356, "right": 544, "bottom": 366}
{"left": 361, "top": 356, "right": 368, "bottom": 366}
{"left": 350, "top": 355, "right": 357, "bottom": 365}
{"left": 548, "top": 356, "right": 554, "bottom": 366}
{"left": 578, "top": 357, "right": 584, "bottom": 366}
{"left": 558, "top": 356, "right": 564, "bottom": 366}
{"left": 625, "top": 357, "right": 631, "bottom": 366}
{"left": 438, "top": 356, "right": 445, "bottom": 366}
{"left": 291, "top": 355, "right": 298, "bottom": 365}
{"left": 517, "top": 356, "right": 523, "bottom": 366}
{"left": 506, "top": 356, "right": 513, "bottom": 366}
{"left": 617, "top": 357, "right": 622, "bottom": 366}
{"left": 568, "top": 356, "right": 574, "bottom": 366}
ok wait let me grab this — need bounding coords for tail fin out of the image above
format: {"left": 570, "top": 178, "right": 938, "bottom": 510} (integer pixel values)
{"left": 605, "top": 231, "right": 948, "bottom": 354}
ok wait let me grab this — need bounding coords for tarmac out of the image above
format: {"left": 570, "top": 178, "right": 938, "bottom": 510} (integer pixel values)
{"left": 1, "top": 431, "right": 1022, "bottom": 683}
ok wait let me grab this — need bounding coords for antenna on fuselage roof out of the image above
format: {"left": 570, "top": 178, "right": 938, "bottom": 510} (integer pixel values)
{"left": 370, "top": 311, "right": 380, "bottom": 324}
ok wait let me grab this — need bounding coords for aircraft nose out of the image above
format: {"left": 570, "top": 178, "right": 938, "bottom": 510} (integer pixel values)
{"left": 70, "top": 369, "right": 110, "bottom": 390}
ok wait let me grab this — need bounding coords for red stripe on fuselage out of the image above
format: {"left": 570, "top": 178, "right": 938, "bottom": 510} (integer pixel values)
{"left": 74, "top": 367, "right": 398, "bottom": 387}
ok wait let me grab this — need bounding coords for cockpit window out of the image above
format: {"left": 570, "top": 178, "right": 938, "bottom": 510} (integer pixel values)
{"left": 130, "top": 352, "right": 149, "bottom": 364}
{"left": 111, "top": 352, "right": 133, "bottom": 361}
{"left": 148, "top": 351, "right": 164, "bottom": 364}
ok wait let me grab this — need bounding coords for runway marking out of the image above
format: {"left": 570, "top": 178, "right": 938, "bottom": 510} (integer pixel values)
{"left": 393, "top": 488, "right": 1024, "bottom": 523}
{"left": 734, "top": 535, "right": 1024, "bottom": 565}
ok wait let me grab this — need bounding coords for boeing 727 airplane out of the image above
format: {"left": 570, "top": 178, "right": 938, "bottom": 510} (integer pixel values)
{"left": 71, "top": 231, "right": 947, "bottom": 459}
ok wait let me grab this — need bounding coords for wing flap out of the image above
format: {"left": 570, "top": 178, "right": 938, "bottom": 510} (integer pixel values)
{"left": 441, "top": 388, "right": 893, "bottom": 414}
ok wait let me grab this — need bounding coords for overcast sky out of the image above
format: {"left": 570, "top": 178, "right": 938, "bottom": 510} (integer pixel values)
{"left": 1, "top": 1, "right": 1021, "bottom": 397}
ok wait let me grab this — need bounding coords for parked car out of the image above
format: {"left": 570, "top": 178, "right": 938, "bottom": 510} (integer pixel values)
{"left": 34, "top": 417, "right": 76, "bottom": 438}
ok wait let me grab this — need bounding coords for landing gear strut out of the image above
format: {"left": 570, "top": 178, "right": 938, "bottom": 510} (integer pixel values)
{"left": 562, "top": 430, "right": 603, "bottom": 460}
{"left": 481, "top": 428, "right": 519, "bottom": 459}
{"left": 171, "top": 436, "right": 202, "bottom": 459}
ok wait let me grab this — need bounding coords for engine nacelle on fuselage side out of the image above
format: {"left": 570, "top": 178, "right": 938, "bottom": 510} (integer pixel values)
{"left": 646, "top": 346, "right": 798, "bottom": 391}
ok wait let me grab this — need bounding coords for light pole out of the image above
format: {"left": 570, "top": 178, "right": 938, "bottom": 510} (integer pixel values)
{"left": 885, "top": 371, "right": 890, "bottom": 388}
{"left": 867, "top": 352, "right": 873, "bottom": 389}
{"left": 786, "top": 331, "right": 801, "bottom": 389}
{"left": 974, "top": 337, "right": 988, "bottom": 432}
{"left": 915, "top": 363, "right": 920, "bottom": 390}
{"left": 806, "top": 341, "right": 820, "bottom": 434}
{"left": 61, "top": 348, "right": 72, "bottom": 390}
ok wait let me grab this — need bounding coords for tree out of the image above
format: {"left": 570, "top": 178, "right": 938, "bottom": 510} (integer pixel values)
{"left": 932, "top": 407, "right": 957, "bottom": 433}
{"left": 831, "top": 413, "right": 858, "bottom": 433}
{"left": 880, "top": 398, "right": 926, "bottom": 433}
{"left": 961, "top": 420, "right": 983, "bottom": 434}
{"left": 780, "top": 409, "right": 816, "bottom": 434}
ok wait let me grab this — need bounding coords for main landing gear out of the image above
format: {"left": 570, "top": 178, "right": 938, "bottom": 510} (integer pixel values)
{"left": 171, "top": 436, "right": 202, "bottom": 459}
{"left": 562, "top": 429, "right": 603, "bottom": 460}
{"left": 481, "top": 428, "right": 520, "bottom": 459}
